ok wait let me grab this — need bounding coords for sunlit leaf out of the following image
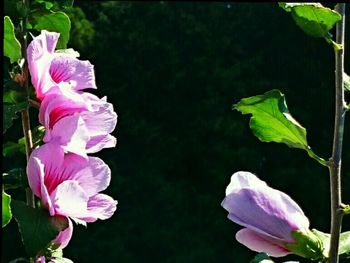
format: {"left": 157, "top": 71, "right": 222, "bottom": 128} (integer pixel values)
{"left": 344, "top": 73, "right": 350, "bottom": 92}
{"left": 4, "top": 16, "right": 22, "bottom": 63}
{"left": 12, "top": 201, "right": 69, "bottom": 257}
{"left": 279, "top": 3, "right": 341, "bottom": 38}
{"left": 2, "top": 190, "right": 12, "bottom": 227}
{"left": 339, "top": 231, "right": 350, "bottom": 259}
{"left": 33, "top": 11, "right": 71, "bottom": 49}
{"left": 234, "top": 90, "right": 327, "bottom": 165}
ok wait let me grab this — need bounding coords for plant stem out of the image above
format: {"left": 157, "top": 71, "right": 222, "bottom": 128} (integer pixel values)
{"left": 20, "top": 0, "right": 35, "bottom": 208}
{"left": 328, "top": 3, "right": 346, "bottom": 263}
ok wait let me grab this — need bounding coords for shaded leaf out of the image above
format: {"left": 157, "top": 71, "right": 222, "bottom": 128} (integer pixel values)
{"left": 35, "top": 0, "right": 54, "bottom": 10}
{"left": 3, "top": 90, "right": 26, "bottom": 104}
{"left": 4, "top": 16, "right": 22, "bottom": 63}
{"left": 33, "top": 11, "right": 71, "bottom": 49}
{"left": 250, "top": 252, "right": 274, "bottom": 263}
{"left": 3, "top": 168, "right": 26, "bottom": 190}
{"left": 57, "top": 0, "right": 74, "bottom": 8}
{"left": 279, "top": 3, "right": 341, "bottom": 38}
{"left": 2, "top": 190, "right": 12, "bottom": 227}
{"left": 3, "top": 102, "right": 28, "bottom": 134}
{"left": 8, "top": 258, "right": 29, "bottom": 263}
{"left": 12, "top": 201, "right": 68, "bottom": 257}
{"left": 3, "top": 141, "right": 26, "bottom": 157}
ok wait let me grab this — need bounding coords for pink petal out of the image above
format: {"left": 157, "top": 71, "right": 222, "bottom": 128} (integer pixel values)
{"left": 52, "top": 217, "right": 73, "bottom": 249}
{"left": 27, "top": 156, "right": 44, "bottom": 197}
{"left": 26, "top": 155, "right": 54, "bottom": 215}
{"left": 236, "top": 228, "right": 291, "bottom": 257}
{"left": 79, "top": 194, "right": 118, "bottom": 223}
{"left": 86, "top": 134, "right": 117, "bottom": 153}
{"left": 80, "top": 99, "right": 117, "bottom": 137}
{"left": 67, "top": 156, "right": 111, "bottom": 196}
{"left": 39, "top": 91, "right": 88, "bottom": 130}
{"left": 50, "top": 180, "right": 89, "bottom": 218}
{"left": 49, "top": 55, "right": 96, "bottom": 90}
{"left": 49, "top": 114, "right": 90, "bottom": 159}
{"left": 30, "top": 143, "right": 111, "bottom": 197}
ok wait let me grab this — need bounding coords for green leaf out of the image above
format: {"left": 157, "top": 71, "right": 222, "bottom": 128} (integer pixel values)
{"left": 4, "top": 16, "right": 22, "bottom": 63}
{"left": 3, "top": 168, "right": 26, "bottom": 190}
{"left": 12, "top": 200, "right": 69, "bottom": 257}
{"left": 234, "top": 90, "right": 327, "bottom": 165}
{"left": 3, "top": 102, "right": 28, "bottom": 134}
{"left": 33, "top": 11, "right": 71, "bottom": 49}
{"left": 250, "top": 252, "right": 274, "bottom": 263}
{"left": 312, "top": 229, "right": 350, "bottom": 259}
{"left": 51, "top": 258, "right": 73, "bottom": 263}
{"left": 344, "top": 73, "right": 350, "bottom": 92}
{"left": 279, "top": 3, "right": 341, "bottom": 39}
{"left": 3, "top": 141, "right": 26, "bottom": 157}
{"left": 339, "top": 231, "right": 350, "bottom": 258}
{"left": 2, "top": 190, "right": 12, "bottom": 227}
{"left": 56, "top": 0, "right": 74, "bottom": 8}
{"left": 35, "top": 0, "right": 54, "bottom": 10}
{"left": 3, "top": 90, "right": 26, "bottom": 104}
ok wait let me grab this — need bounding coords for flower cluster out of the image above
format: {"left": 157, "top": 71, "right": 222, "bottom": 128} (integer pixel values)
{"left": 26, "top": 30, "right": 118, "bottom": 256}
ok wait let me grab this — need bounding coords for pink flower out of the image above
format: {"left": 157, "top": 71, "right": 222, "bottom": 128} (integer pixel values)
{"left": 27, "top": 30, "right": 96, "bottom": 100}
{"left": 221, "top": 171, "right": 310, "bottom": 257}
{"left": 38, "top": 88, "right": 117, "bottom": 158}
{"left": 27, "top": 142, "right": 118, "bottom": 246}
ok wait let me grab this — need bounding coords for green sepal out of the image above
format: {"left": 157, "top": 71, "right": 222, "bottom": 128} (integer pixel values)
{"left": 286, "top": 229, "right": 324, "bottom": 260}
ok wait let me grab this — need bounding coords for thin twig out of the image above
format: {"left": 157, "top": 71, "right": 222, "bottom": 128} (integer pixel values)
{"left": 20, "top": 0, "right": 35, "bottom": 208}
{"left": 328, "top": 3, "right": 346, "bottom": 263}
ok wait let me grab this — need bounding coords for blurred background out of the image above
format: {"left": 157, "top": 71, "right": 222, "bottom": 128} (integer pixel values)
{"left": 3, "top": 2, "right": 350, "bottom": 262}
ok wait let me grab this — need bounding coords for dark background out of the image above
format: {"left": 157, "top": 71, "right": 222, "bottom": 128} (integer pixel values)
{"left": 3, "top": 2, "right": 350, "bottom": 263}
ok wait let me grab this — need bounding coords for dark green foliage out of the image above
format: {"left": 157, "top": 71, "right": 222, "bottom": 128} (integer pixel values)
{"left": 11, "top": 201, "right": 68, "bottom": 257}
{"left": 2, "top": 2, "right": 350, "bottom": 263}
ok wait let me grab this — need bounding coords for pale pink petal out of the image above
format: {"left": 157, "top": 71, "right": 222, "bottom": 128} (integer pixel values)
{"left": 225, "top": 171, "right": 267, "bottom": 196}
{"left": 68, "top": 156, "right": 111, "bottom": 196}
{"left": 27, "top": 30, "right": 59, "bottom": 99}
{"left": 86, "top": 134, "right": 117, "bottom": 153}
{"left": 50, "top": 180, "right": 89, "bottom": 218}
{"left": 222, "top": 187, "right": 309, "bottom": 242}
{"left": 80, "top": 101, "right": 117, "bottom": 137}
{"left": 79, "top": 194, "right": 118, "bottom": 223}
{"left": 236, "top": 228, "right": 291, "bottom": 257}
{"left": 49, "top": 55, "right": 96, "bottom": 90}
{"left": 49, "top": 114, "right": 90, "bottom": 159}
{"left": 52, "top": 217, "right": 73, "bottom": 249}
{"left": 222, "top": 172, "right": 309, "bottom": 243}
